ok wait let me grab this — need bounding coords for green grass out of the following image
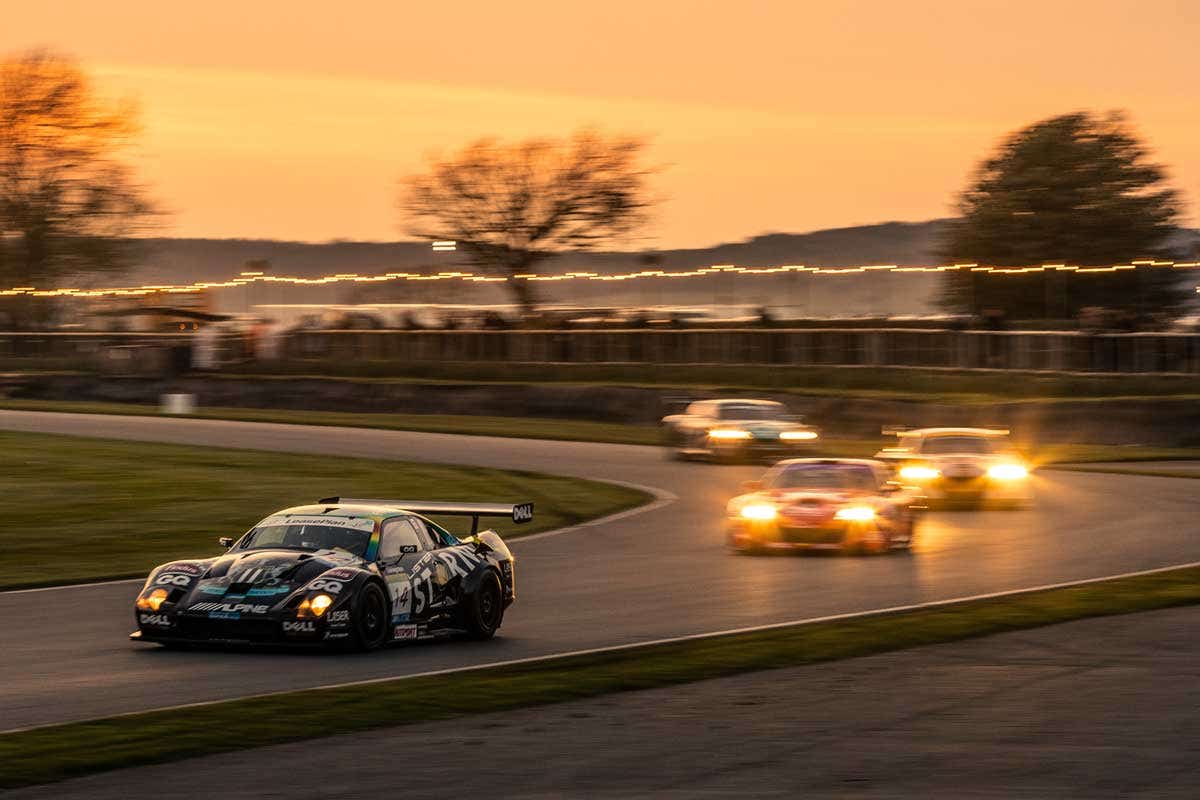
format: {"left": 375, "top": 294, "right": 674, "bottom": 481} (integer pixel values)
{"left": 6, "top": 398, "right": 1200, "bottom": 465}
{"left": 223, "top": 361, "right": 1200, "bottom": 401}
{"left": 0, "top": 430, "right": 650, "bottom": 590}
{"left": 2, "top": 565, "right": 1197, "bottom": 790}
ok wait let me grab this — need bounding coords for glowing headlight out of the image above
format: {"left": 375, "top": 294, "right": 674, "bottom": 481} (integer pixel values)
{"left": 834, "top": 506, "right": 876, "bottom": 522}
{"left": 309, "top": 594, "right": 334, "bottom": 617}
{"left": 709, "top": 429, "right": 752, "bottom": 440}
{"left": 136, "top": 587, "right": 169, "bottom": 611}
{"left": 780, "top": 430, "right": 818, "bottom": 441}
{"left": 899, "top": 465, "right": 941, "bottom": 481}
{"left": 740, "top": 503, "right": 778, "bottom": 521}
{"left": 988, "top": 463, "right": 1028, "bottom": 480}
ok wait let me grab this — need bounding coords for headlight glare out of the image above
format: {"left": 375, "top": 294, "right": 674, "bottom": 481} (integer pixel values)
{"left": 834, "top": 506, "right": 876, "bottom": 522}
{"left": 899, "top": 465, "right": 940, "bottom": 481}
{"left": 309, "top": 593, "right": 334, "bottom": 617}
{"left": 780, "top": 430, "right": 818, "bottom": 441}
{"left": 137, "top": 587, "right": 169, "bottom": 611}
{"left": 741, "top": 503, "right": 777, "bottom": 521}
{"left": 988, "top": 463, "right": 1028, "bottom": 480}
{"left": 709, "top": 429, "right": 752, "bottom": 440}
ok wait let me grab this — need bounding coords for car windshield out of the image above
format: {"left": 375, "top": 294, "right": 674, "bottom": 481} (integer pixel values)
{"left": 768, "top": 463, "right": 878, "bottom": 491}
{"left": 239, "top": 515, "right": 375, "bottom": 557}
{"left": 920, "top": 436, "right": 995, "bottom": 455}
{"left": 718, "top": 403, "right": 784, "bottom": 421}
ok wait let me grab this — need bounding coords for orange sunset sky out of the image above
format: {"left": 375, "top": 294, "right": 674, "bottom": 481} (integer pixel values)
{"left": 4, "top": 1, "right": 1198, "bottom": 248}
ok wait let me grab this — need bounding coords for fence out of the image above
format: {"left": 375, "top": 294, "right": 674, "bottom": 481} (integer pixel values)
{"left": 3, "top": 329, "right": 1200, "bottom": 375}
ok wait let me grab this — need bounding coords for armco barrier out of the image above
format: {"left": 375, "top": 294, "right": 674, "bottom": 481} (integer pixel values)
{"left": 3, "top": 329, "right": 1199, "bottom": 374}
{"left": 279, "top": 328, "right": 1200, "bottom": 374}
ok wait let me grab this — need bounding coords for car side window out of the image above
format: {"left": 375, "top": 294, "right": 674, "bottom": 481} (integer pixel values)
{"left": 406, "top": 517, "right": 439, "bottom": 550}
{"left": 379, "top": 517, "right": 423, "bottom": 561}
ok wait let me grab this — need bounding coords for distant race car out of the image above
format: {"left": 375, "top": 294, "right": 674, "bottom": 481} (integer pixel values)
{"left": 726, "top": 458, "right": 923, "bottom": 554}
{"left": 661, "top": 399, "right": 819, "bottom": 462}
{"left": 131, "top": 498, "right": 531, "bottom": 651}
{"left": 873, "top": 427, "right": 1030, "bottom": 508}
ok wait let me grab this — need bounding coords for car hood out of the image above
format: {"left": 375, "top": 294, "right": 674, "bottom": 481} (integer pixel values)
{"left": 185, "top": 549, "right": 363, "bottom": 603}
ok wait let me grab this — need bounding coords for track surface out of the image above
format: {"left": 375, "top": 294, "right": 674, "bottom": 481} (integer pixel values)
{"left": 14, "top": 606, "right": 1196, "bottom": 799}
{"left": 3, "top": 410, "right": 1198, "bottom": 731}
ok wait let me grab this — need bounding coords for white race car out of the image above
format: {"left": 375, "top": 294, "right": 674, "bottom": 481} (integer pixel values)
{"left": 874, "top": 427, "right": 1030, "bottom": 508}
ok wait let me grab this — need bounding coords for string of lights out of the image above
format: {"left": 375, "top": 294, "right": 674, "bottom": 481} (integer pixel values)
{"left": 3, "top": 260, "right": 1198, "bottom": 299}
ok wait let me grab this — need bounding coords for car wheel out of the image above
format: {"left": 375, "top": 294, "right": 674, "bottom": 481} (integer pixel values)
{"left": 351, "top": 582, "right": 389, "bottom": 652}
{"left": 465, "top": 570, "right": 505, "bottom": 640}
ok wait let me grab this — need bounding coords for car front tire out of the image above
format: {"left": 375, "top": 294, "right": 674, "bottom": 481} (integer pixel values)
{"left": 351, "top": 582, "right": 389, "bottom": 652}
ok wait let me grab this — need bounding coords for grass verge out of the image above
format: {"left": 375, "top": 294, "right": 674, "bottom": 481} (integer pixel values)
{"left": 0, "top": 430, "right": 650, "bottom": 590}
{"left": 1048, "top": 464, "right": 1200, "bottom": 480}
{"left": 5, "top": 398, "right": 1200, "bottom": 465}
{"left": 2, "top": 565, "right": 1197, "bottom": 790}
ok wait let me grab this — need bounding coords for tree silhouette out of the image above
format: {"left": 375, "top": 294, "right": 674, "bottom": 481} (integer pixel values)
{"left": 0, "top": 50, "right": 158, "bottom": 316}
{"left": 400, "top": 131, "right": 655, "bottom": 315}
{"left": 939, "top": 112, "right": 1185, "bottom": 320}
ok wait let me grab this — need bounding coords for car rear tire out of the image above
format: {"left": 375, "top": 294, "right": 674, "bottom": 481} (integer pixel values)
{"left": 351, "top": 582, "right": 389, "bottom": 652}
{"left": 465, "top": 570, "right": 505, "bottom": 640}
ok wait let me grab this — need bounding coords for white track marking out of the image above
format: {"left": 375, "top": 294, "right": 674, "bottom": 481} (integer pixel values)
{"left": 4, "top": 559, "right": 1196, "bottom": 735}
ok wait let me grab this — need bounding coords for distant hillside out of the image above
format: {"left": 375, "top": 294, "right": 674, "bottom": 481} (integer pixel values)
{"left": 129, "top": 220, "right": 950, "bottom": 283}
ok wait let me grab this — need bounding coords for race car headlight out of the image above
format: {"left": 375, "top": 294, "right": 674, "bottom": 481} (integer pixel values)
{"left": 899, "top": 465, "right": 941, "bottom": 481}
{"left": 136, "top": 588, "right": 169, "bottom": 611}
{"left": 834, "top": 506, "right": 876, "bottom": 522}
{"left": 780, "top": 430, "right": 818, "bottom": 441}
{"left": 988, "top": 463, "right": 1028, "bottom": 480}
{"left": 309, "top": 593, "right": 334, "bottom": 617}
{"left": 740, "top": 503, "right": 777, "bottom": 521}
{"left": 709, "top": 429, "right": 752, "bottom": 440}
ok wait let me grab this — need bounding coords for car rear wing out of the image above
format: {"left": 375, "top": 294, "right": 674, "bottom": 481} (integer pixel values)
{"left": 317, "top": 498, "right": 533, "bottom": 534}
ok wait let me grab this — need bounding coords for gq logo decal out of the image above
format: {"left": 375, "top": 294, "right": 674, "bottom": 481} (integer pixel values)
{"left": 156, "top": 573, "right": 193, "bottom": 586}
{"left": 308, "top": 578, "right": 345, "bottom": 594}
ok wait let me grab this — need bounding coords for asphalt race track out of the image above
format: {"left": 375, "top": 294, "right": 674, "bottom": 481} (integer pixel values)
{"left": 2, "top": 410, "right": 1199, "bottom": 731}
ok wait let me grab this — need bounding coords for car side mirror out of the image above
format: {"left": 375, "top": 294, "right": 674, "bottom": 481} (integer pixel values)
{"left": 218, "top": 537, "right": 234, "bottom": 548}
{"left": 742, "top": 480, "right": 763, "bottom": 492}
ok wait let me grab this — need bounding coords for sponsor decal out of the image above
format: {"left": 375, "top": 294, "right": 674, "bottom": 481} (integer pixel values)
{"left": 393, "top": 624, "right": 418, "bottom": 641}
{"left": 246, "top": 586, "right": 291, "bottom": 597}
{"left": 325, "top": 567, "right": 356, "bottom": 580}
{"left": 163, "top": 562, "right": 203, "bottom": 576}
{"left": 189, "top": 601, "right": 270, "bottom": 615}
{"left": 258, "top": 514, "right": 375, "bottom": 532}
{"left": 324, "top": 631, "right": 349, "bottom": 640}
{"left": 512, "top": 503, "right": 534, "bottom": 523}
{"left": 196, "top": 580, "right": 228, "bottom": 595}
{"left": 156, "top": 572, "right": 193, "bottom": 587}
{"left": 307, "top": 578, "right": 344, "bottom": 594}
{"left": 283, "top": 621, "right": 316, "bottom": 633}
{"left": 139, "top": 613, "right": 171, "bottom": 627}
{"left": 329, "top": 610, "right": 350, "bottom": 623}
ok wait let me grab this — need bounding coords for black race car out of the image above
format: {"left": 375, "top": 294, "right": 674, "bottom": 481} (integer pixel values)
{"left": 131, "top": 498, "right": 530, "bottom": 651}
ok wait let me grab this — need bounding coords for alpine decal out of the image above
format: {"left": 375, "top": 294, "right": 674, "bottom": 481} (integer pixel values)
{"left": 189, "top": 602, "right": 270, "bottom": 615}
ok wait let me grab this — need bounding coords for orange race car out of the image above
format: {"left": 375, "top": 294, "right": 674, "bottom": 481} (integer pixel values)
{"left": 726, "top": 458, "right": 924, "bottom": 555}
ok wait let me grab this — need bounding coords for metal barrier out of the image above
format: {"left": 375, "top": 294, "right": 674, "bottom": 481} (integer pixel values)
{"left": 2, "top": 329, "right": 1199, "bottom": 374}
{"left": 279, "top": 328, "right": 1200, "bottom": 374}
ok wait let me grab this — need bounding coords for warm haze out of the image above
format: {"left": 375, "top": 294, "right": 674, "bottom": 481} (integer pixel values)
{"left": 4, "top": 0, "right": 1197, "bottom": 247}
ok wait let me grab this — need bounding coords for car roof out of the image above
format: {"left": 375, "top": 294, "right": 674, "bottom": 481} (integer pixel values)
{"left": 899, "top": 427, "right": 1009, "bottom": 438}
{"left": 709, "top": 398, "right": 783, "bottom": 406}
{"left": 268, "top": 503, "right": 414, "bottom": 522}
{"left": 773, "top": 457, "right": 883, "bottom": 468}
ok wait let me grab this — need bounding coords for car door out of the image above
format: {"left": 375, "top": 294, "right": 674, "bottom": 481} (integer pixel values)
{"left": 377, "top": 516, "right": 432, "bottom": 628}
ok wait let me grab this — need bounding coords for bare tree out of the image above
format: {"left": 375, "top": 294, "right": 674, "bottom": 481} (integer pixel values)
{"left": 0, "top": 50, "right": 157, "bottom": 319}
{"left": 400, "top": 131, "right": 655, "bottom": 315}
